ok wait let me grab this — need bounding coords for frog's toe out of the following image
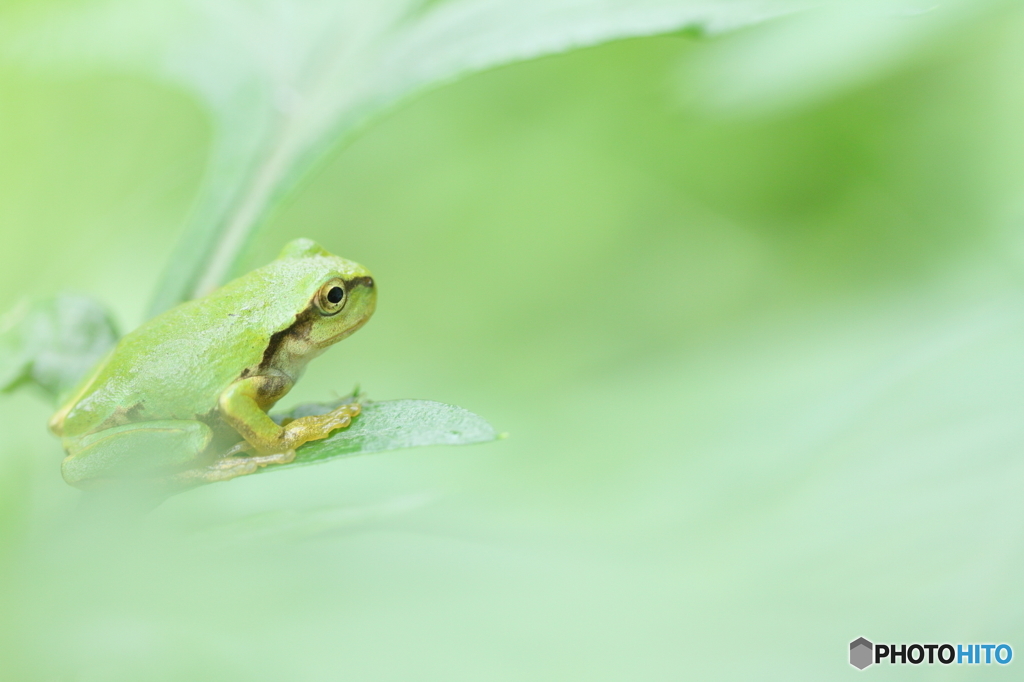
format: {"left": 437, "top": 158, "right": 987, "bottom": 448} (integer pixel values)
{"left": 321, "top": 413, "right": 353, "bottom": 432}
{"left": 282, "top": 403, "right": 359, "bottom": 446}
{"left": 176, "top": 457, "right": 259, "bottom": 484}
{"left": 207, "top": 449, "right": 295, "bottom": 475}
{"left": 247, "top": 449, "right": 296, "bottom": 467}
{"left": 331, "top": 402, "right": 361, "bottom": 418}
{"left": 325, "top": 403, "right": 360, "bottom": 428}
{"left": 210, "top": 456, "right": 256, "bottom": 472}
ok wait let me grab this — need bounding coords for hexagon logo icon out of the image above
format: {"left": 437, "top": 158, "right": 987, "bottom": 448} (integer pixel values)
{"left": 850, "top": 637, "right": 873, "bottom": 670}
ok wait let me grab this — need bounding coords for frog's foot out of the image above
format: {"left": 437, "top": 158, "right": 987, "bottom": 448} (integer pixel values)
{"left": 179, "top": 403, "right": 360, "bottom": 484}
{"left": 283, "top": 402, "right": 360, "bottom": 449}
{"left": 176, "top": 449, "right": 297, "bottom": 484}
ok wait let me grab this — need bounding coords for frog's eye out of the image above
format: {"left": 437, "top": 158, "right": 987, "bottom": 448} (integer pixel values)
{"left": 316, "top": 279, "right": 347, "bottom": 315}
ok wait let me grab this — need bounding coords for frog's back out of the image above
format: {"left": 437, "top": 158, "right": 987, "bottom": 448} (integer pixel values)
{"left": 60, "top": 258, "right": 326, "bottom": 437}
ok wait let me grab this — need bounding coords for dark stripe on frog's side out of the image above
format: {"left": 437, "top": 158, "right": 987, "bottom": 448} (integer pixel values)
{"left": 124, "top": 401, "right": 146, "bottom": 422}
{"left": 92, "top": 400, "right": 222, "bottom": 436}
{"left": 92, "top": 400, "right": 147, "bottom": 432}
{"left": 257, "top": 305, "right": 319, "bottom": 374}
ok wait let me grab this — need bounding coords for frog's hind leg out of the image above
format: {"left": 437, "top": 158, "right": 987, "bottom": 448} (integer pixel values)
{"left": 183, "top": 402, "right": 363, "bottom": 484}
{"left": 61, "top": 420, "right": 213, "bottom": 489}
{"left": 180, "top": 448, "right": 297, "bottom": 484}
{"left": 181, "top": 433, "right": 325, "bottom": 484}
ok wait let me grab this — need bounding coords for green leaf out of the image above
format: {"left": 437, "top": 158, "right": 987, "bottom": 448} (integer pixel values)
{"left": 1, "top": 0, "right": 821, "bottom": 315}
{"left": 677, "top": 0, "right": 1002, "bottom": 117}
{"left": 0, "top": 294, "right": 119, "bottom": 401}
{"left": 262, "top": 398, "right": 500, "bottom": 475}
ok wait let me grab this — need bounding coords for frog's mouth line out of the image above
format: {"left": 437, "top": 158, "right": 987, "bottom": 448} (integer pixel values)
{"left": 329, "top": 315, "right": 371, "bottom": 343}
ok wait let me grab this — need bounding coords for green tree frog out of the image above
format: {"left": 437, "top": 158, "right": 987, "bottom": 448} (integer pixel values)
{"left": 49, "top": 238, "right": 376, "bottom": 488}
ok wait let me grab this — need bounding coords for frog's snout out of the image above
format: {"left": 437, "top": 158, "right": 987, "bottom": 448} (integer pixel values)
{"left": 344, "top": 271, "right": 377, "bottom": 322}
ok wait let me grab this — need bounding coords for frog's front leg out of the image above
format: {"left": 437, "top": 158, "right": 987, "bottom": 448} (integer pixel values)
{"left": 196, "top": 374, "right": 359, "bottom": 482}
{"left": 61, "top": 420, "right": 213, "bottom": 488}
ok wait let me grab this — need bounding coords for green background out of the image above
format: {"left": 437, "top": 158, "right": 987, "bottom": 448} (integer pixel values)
{"left": 2, "top": 4, "right": 1024, "bottom": 679}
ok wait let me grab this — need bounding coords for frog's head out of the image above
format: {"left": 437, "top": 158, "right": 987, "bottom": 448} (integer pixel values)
{"left": 276, "top": 238, "right": 377, "bottom": 349}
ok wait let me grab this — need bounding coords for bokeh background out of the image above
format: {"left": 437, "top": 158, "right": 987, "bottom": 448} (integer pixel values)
{"left": 2, "top": 1, "right": 1024, "bottom": 679}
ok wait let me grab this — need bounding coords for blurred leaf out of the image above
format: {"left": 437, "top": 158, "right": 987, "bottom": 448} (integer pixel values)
{"left": 193, "top": 494, "right": 437, "bottom": 541}
{"left": 2, "top": 0, "right": 822, "bottom": 315}
{"left": 0, "top": 294, "right": 119, "bottom": 401}
{"left": 678, "top": 0, "right": 1005, "bottom": 117}
{"left": 264, "top": 397, "right": 499, "bottom": 475}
